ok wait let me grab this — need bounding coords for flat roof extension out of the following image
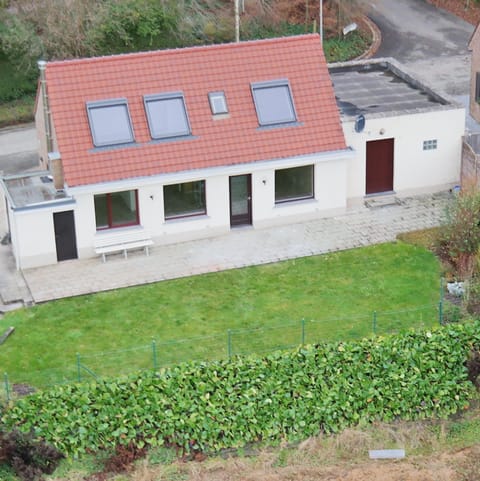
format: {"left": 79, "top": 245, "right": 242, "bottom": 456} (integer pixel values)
{"left": 1, "top": 172, "right": 72, "bottom": 210}
{"left": 329, "top": 58, "right": 455, "bottom": 118}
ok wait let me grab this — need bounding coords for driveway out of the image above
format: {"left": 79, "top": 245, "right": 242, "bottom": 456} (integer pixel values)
{"left": 0, "top": 123, "right": 38, "bottom": 174}
{"left": 369, "top": 0, "right": 474, "bottom": 96}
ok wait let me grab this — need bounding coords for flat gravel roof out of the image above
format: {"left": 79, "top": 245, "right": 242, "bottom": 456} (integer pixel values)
{"left": 1, "top": 172, "right": 71, "bottom": 209}
{"left": 329, "top": 61, "right": 449, "bottom": 117}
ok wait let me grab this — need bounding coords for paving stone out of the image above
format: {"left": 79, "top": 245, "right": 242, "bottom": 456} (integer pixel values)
{"left": 0, "top": 191, "right": 453, "bottom": 304}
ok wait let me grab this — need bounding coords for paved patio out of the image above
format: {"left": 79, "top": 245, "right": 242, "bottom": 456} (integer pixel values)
{"left": 0, "top": 191, "right": 452, "bottom": 305}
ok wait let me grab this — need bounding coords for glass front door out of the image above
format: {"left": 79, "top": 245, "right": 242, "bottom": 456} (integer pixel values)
{"left": 229, "top": 174, "right": 252, "bottom": 227}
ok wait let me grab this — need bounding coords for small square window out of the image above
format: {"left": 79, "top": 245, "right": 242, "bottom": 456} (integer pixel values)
{"left": 251, "top": 79, "right": 297, "bottom": 126}
{"left": 87, "top": 99, "right": 134, "bottom": 148}
{"left": 144, "top": 92, "right": 191, "bottom": 140}
{"left": 423, "top": 139, "right": 437, "bottom": 150}
{"left": 208, "top": 91, "right": 228, "bottom": 115}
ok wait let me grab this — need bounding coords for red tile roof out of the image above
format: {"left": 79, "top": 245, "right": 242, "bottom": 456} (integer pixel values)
{"left": 43, "top": 34, "right": 346, "bottom": 187}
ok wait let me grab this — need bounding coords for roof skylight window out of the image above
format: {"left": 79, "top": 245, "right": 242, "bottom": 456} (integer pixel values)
{"left": 144, "top": 92, "right": 191, "bottom": 140}
{"left": 86, "top": 99, "right": 134, "bottom": 148}
{"left": 251, "top": 79, "right": 297, "bottom": 126}
{"left": 208, "top": 91, "right": 228, "bottom": 115}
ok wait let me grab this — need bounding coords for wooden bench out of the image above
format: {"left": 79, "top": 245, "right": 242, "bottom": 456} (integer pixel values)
{"left": 94, "top": 228, "right": 153, "bottom": 262}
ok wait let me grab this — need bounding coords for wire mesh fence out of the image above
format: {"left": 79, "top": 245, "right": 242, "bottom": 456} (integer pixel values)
{"left": 2, "top": 302, "right": 443, "bottom": 402}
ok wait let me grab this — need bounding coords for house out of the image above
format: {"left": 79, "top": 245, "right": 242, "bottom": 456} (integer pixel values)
{"left": 329, "top": 58, "right": 464, "bottom": 205}
{"left": 1, "top": 34, "right": 464, "bottom": 270}
{"left": 469, "top": 23, "right": 480, "bottom": 123}
{"left": 462, "top": 22, "right": 480, "bottom": 187}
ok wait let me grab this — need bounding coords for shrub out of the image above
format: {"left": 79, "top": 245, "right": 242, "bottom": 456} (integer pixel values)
{"left": 2, "top": 322, "right": 479, "bottom": 457}
{"left": 0, "top": 429, "right": 64, "bottom": 481}
{"left": 466, "top": 349, "right": 480, "bottom": 388}
{"left": 437, "top": 189, "right": 480, "bottom": 280}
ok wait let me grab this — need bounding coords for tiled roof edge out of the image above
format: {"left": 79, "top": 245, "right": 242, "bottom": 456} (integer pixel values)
{"left": 45, "top": 34, "right": 321, "bottom": 69}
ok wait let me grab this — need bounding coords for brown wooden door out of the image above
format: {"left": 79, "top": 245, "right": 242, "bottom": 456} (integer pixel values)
{"left": 366, "top": 138, "right": 394, "bottom": 195}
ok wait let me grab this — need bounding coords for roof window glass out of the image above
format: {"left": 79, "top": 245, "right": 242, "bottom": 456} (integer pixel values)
{"left": 86, "top": 99, "right": 134, "bottom": 147}
{"left": 208, "top": 91, "right": 228, "bottom": 115}
{"left": 251, "top": 79, "right": 297, "bottom": 126}
{"left": 144, "top": 92, "right": 191, "bottom": 139}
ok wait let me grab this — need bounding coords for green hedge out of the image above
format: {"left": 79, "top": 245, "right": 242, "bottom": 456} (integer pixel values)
{"left": 2, "top": 322, "right": 479, "bottom": 457}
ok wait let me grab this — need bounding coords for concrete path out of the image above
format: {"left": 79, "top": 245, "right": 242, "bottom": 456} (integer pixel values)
{"left": 0, "top": 123, "right": 38, "bottom": 174}
{"left": 20, "top": 191, "right": 451, "bottom": 303}
{"left": 0, "top": 193, "right": 33, "bottom": 309}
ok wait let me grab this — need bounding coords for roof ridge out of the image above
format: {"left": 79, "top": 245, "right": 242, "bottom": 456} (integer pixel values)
{"left": 46, "top": 34, "right": 321, "bottom": 69}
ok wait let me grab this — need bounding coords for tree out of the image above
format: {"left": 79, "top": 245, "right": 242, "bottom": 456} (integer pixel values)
{"left": 1, "top": 0, "right": 181, "bottom": 62}
{"left": 87, "top": 0, "right": 181, "bottom": 55}
{"left": 0, "top": 9, "right": 42, "bottom": 77}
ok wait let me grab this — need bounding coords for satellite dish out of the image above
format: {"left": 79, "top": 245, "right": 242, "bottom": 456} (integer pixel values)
{"left": 355, "top": 114, "right": 365, "bottom": 133}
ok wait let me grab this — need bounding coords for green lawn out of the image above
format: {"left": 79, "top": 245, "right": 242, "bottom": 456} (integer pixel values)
{"left": 0, "top": 242, "right": 441, "bottom": 389}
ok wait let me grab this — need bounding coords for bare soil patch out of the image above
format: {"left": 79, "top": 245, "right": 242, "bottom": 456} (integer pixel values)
{"left": 427, "top": 0, "right": 480, "bottom": 25}
{"left": 123, "top": 444, "right": 480, "bottom": 481}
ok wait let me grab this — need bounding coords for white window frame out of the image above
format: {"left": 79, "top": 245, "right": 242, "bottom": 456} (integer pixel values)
{"left": 208, "top": 91, "right": 228, "bottom": 115}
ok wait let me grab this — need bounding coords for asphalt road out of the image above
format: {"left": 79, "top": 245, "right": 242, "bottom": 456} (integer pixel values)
{"left": 369, "top": 0, "right": 474, "bottom": 96}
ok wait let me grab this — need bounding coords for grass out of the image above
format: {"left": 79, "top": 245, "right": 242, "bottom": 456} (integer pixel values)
{"left": 0, "top": 242, "right": 441, "bottom": 388}
{"left": 397, "top": 227, "right": 441, "bottom": 251}
{"left": 0, "top": 96, "right": 35, "bottom": 128}
{"left": 0, "top": 55, "right": 36, "bottom": 127}
{"left": 324, "top": 30, "right": 370, "bottom": 62}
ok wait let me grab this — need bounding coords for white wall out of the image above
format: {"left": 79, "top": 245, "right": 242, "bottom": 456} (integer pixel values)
{"left": 69, "top": 152, "right": 350, "bottom": 259}
{"left": 252, "top": 158, "right": 347, "bottom": 227}
{"left": 343, "top": 108, "right": 464, "bottom": 205}
{"left": 9, "top": 205, "right": 68, "bottom": 269}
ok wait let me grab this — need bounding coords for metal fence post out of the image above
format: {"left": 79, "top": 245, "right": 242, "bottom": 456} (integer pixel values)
{"left": 439, "top": 300, "right": 443, "bottom": 325}
{"left": 440, "top": 276, "right": 444, "bottom": 302}
{"left": 152, "top": 339, "right": 158, "bottom": 370}
{"left": 4, "top": 372, "right": 10, "bottom": 403}
{"left": 76, "top": 353, "right": 82, "bottom": 382}
{"left": 301, "top": 318, "right": 306, "bottom": 345}
{"left": 227, "top": 329, "right": 232, "bottom": 359}
{"left": 373, "top": 311, "right": 377, "bottom": 335}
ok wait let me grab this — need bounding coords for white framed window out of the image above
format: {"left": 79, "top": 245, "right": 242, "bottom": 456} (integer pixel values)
{"left": 208, "top": 91, "right": 228, "bottom": 115}
{"left": 144, "top": 92, "right": 191, "bottom": 140}
{"left": 423, "top": 139, "right": 437, "bottom": 150}
{"left": 86, "top": 99, "right": 134, "bottom": 147}
{"left": 251, "top": 79, "right": 297, "bottom": 126}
